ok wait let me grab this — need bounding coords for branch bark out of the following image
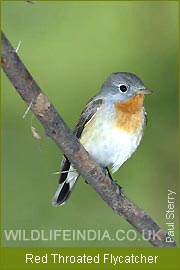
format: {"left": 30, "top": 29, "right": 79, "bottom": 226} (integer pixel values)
{"left": 1, "top": 31, "right": 177, "bottom": 247}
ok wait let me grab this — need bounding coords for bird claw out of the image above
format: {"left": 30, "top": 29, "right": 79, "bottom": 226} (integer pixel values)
{"left": 114, "top": 182, "right": 124, "bottom": 196}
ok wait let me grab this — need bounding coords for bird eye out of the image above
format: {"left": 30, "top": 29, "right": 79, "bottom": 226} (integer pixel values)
{"left": 119, "top": 84, "right": 128, "bottom": 93}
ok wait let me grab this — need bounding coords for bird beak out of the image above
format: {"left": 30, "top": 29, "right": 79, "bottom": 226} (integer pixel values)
{"left": 138, "top": 88, "right": 153, "bottom": 95}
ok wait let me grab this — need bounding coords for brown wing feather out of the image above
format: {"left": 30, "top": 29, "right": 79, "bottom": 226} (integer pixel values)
{"left": 73, "top": 98, "right": 103, "bottom": 138}
{"left": 59, "top": 98, "right": 103, "bottom": 184}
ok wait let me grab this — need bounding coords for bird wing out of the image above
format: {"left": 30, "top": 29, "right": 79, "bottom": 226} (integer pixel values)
{"left": 59, "top": 98, "right": 103, "bottom": 184}
{"left": 73, "top": 98, "right": 103, "bottom": 138}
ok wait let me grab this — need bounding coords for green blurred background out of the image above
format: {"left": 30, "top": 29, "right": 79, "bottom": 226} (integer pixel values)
{"left": 1, "top": 1, "right": 179, "bottom": 247}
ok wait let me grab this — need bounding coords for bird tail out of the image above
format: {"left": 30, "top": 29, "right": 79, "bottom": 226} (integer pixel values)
{"left": 52, "top": 163, "right": 79, "bottom": 206}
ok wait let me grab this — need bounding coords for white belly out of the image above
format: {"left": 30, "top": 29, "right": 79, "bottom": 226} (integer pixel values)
{"left": 80, "top": 118, "right": 144, "bottom": 173}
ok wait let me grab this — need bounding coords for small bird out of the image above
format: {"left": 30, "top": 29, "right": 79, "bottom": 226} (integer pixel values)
{"left": 52, "top": 72, "right": 152, "bottom": 206}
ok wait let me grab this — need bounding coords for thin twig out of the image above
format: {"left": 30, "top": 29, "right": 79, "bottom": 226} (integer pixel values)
{"left": 15, "top": 40, "right": 21, "bottom": 53}
{"left": 52, "top": 169, "right": 77, "bottom": 175}
{"left": 1, "top": 31, "right": 177, "bottom": 247}
{"left": 22, "top": 101, "right": 32, "bottom": 118}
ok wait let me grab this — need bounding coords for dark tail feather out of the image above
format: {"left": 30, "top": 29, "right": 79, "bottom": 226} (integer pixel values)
{"left": 52, "top": 181, "right": 71, "bottom": 206}
{"left": 52, "top": 171, "right": 78, "bottom": 206}
{"left": 52, "top": 156, "right": 79, "bottom": 206}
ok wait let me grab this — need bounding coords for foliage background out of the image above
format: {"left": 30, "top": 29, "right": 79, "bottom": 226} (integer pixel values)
{"left": 1, "top": 1, "right": 179, "bottom": 247}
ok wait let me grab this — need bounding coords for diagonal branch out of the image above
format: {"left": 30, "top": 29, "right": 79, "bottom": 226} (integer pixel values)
{"left": 1, "top": 31, "right": 177, "bottom": 247}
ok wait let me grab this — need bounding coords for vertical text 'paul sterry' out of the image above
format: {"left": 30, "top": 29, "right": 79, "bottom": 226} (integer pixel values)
{"left": 166, "top": 190, "right": 176, "bottom": 243}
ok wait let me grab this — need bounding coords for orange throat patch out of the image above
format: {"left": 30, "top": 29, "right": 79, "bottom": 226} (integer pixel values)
{"left": 114, "top": 94, "right": 145, "bottom": 133}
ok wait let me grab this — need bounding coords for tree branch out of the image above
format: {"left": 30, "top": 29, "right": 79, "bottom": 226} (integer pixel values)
{"left": 1, "top": 31, "right": 177, "bottom": 247}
